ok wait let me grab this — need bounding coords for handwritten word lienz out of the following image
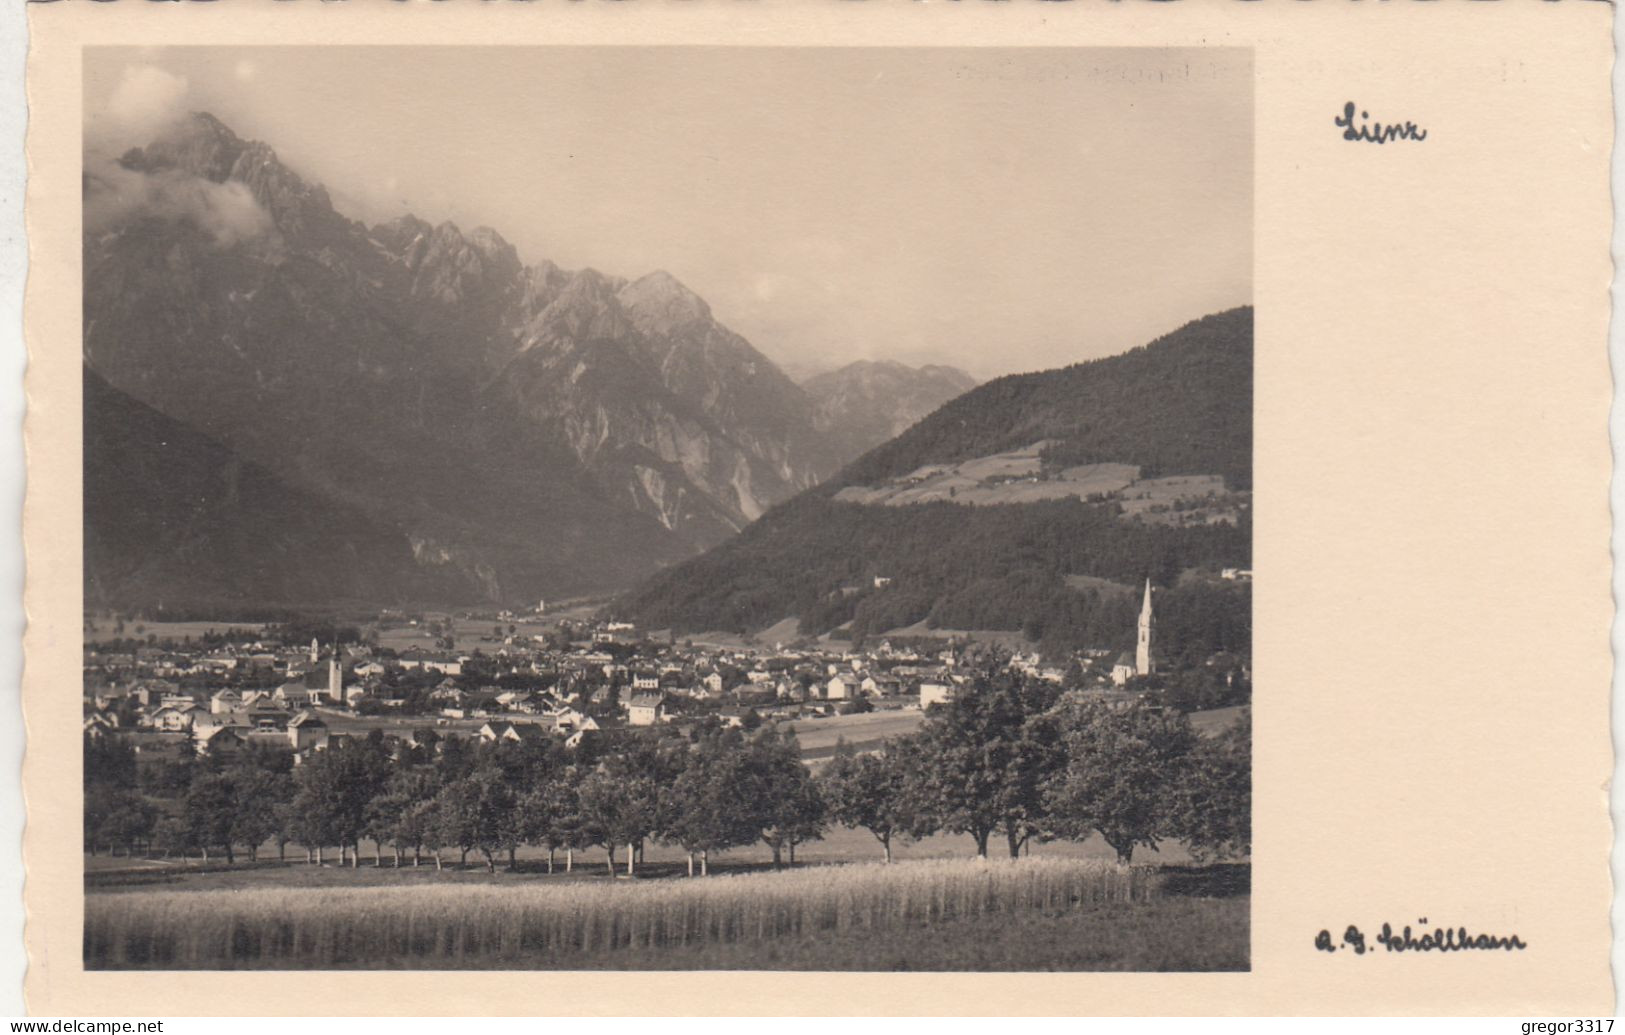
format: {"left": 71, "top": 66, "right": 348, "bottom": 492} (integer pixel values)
{"left": 1335, "top": 102, "right": 1427, "bottom": 145}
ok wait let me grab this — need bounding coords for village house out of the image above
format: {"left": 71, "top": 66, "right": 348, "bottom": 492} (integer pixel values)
{"left": 861, "top": 673, "right": 903, "bottom": 697}
{"left": 626, "top": 693, "right": 667, "bottom": 726}
{"left": 200, "top": 725, "right": 249, "bottom": 757}
{"left": 200, "top": 651, "right": 240, "bottom": 672}
{"left": 1110, "top": 652, "right": 1138, "bottom": 686}
{"left": 512, "top": 694, "right": 550, "bottom": 715}
{"left": 563, "top": 726, "right": 598, "bottom": 750}
{"left": 91, "top": 688, "right": 127, "bottom": 712}
{"left": 272, "top": 681, "right": 315, "bottom": 710}
{"left": 919, "top": 681, "right": 955, "bottom": 709}
{"left": 126, "top": 680, "right": 177, "bottom": 709}
{"left": 244, "top": 701, "right": 294, "bottom": 732}
{"left": 157, "top": 690, "right": 200, "bottom": 711}
{"left": 478, "top": 720, "right": 548, "bottom": 745}
{"left": 147, "top": 703, "right": 207, "bottom": 732}
{"left": 549, "top": 705, "right": 592, "bottom": 733}
{"left": 397, "top": 649, "right": 464, "bottom": 676}
{"left": 429, "top": 680, "right": 464, "bottom": 704}
{"left": 825, "top": 671, "right": 862, "bottom": 701}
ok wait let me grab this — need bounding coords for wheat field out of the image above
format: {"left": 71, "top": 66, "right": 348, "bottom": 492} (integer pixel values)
{"left": 85, "top": 857, "right": 1156, "bottom": 969}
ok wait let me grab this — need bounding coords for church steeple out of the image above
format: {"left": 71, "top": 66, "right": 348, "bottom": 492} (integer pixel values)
{"left": 1135, "top": 579, "right": 1154, "bottom": 676}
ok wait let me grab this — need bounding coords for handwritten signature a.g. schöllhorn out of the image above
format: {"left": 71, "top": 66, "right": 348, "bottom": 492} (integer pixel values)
{"left": 1317, "top": 918, "right": 1526, "bottom": 955}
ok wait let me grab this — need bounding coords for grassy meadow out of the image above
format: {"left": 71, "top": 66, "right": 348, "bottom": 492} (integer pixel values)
{"left": 85, "top": 856, "right": 1247, "bottom": 971}
{"left": 85, "top": 824, "right": 1207, "bottom": 891}
{"left": 85, "top": 618, "right": 267, "bottom": 645}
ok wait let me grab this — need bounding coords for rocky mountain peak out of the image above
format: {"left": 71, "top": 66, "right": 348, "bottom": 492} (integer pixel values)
{"left": 121, "top": 111, "right": 247, "bottom": 183}
{"left": 518, "top": 268, "right": 636, "bottom": 350}
{"left": 618, "top": 269, "right": 712, "bottom": 335}
{"left": 371, "top": 213, "right": 433, "bottom": 256}
{"left": 226, "top": 140, "right": 343, "bottom": 239}
{"left": 405, "top": 219, "right": 525, "bottom": 307}
{"left": 515, "top": 258, "right": 571, "bottom": 313}
{"left": 467, "top": 226, "right": 521, "bottom": 275}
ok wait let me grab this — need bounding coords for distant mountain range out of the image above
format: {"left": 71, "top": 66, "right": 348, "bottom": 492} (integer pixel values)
{"left": 82, "top": 112, "right": 977, "bottom": 611}
{"left": 801, "top": 361, "right": 978, "bottom": 461}
{"left": 615, "top": 308, "right": 1253, "bottom": 657}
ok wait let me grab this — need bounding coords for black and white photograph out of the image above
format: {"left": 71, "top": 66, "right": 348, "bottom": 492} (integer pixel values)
{"left": 78, "top": 45, "right": 1253, "bottom": 972}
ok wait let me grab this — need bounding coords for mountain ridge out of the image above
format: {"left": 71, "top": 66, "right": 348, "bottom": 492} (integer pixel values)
{"left": 84, "top": 112, "right": 863, "bottom": 607}
{"left": 615, "top": 307, "right": 1253, "bottom": 656}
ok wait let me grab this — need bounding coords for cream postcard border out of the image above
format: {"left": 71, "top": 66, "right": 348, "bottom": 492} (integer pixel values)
{"left": 23, "top": 0, "right": 1615, "bottom": 1016}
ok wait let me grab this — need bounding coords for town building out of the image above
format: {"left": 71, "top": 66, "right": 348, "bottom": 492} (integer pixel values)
{"left": 627, "top": 693, "right": 667, "bottom": 726}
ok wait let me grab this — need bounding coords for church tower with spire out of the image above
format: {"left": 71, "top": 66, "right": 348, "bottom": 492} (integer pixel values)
{"left": 1135, "top": 579, "right": 1154, "bottom": 676}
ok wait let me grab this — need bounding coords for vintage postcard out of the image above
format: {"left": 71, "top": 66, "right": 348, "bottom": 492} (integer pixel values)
{"left": 20, "top": 0, "right": 1614, "bottom": 1016}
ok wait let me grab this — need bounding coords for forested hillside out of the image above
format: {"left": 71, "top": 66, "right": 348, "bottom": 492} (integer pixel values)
{"left": 617, "top": 308, "right": 1253, "bottom": 659}
{"left": 83, "top": 367, "right": 466, "bottom": 611}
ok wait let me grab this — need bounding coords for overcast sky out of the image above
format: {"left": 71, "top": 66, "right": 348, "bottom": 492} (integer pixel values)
{"left": 85, "top": 46, "right": 1251, "bottom": 380}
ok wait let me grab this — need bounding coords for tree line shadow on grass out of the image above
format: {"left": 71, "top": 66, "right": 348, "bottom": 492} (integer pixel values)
{"left": 1153, "top": 862, "right": 1249, "bottom": 899}
{"left": 87, "top": 853, "right": 1252, "bottom": 898}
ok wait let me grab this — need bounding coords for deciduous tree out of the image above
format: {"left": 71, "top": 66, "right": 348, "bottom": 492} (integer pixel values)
{"left": 1043, "top": 701, "right": 1197, "bottom": 863}
{"left": 899, "top": 673, "right": 1060, "bottom": 857}
{"left": 820, "top": 739, "right": 911, "bottom": 863}
{"left": 1169, "top": 710, "right": 1250, "bottom": 862}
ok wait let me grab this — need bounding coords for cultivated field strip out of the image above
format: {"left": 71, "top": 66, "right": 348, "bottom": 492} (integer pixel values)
{"left": 85, "top": 857, "right": 1153, "bottom": 969}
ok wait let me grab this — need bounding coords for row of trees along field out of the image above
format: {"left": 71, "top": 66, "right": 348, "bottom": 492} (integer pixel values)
{"left": 85, "top": 670, "right": 1249, "bottom": 874}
